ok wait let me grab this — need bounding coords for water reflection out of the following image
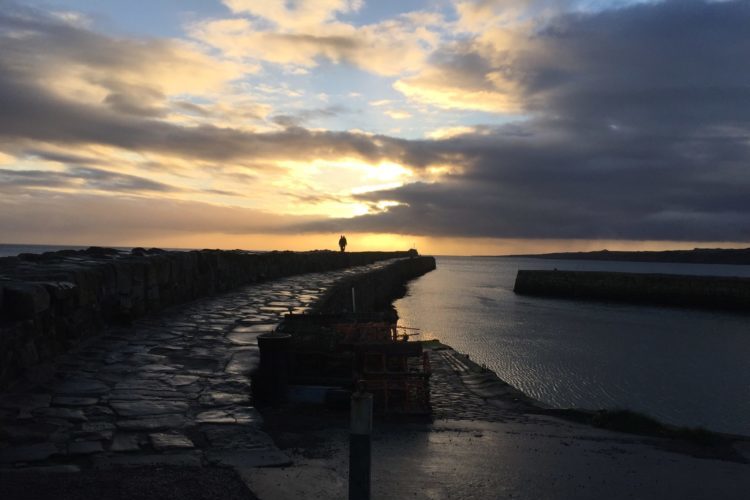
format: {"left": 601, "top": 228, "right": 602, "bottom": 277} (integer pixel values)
{"left": 395, "top": 256, "right": 750, "bottom": 435}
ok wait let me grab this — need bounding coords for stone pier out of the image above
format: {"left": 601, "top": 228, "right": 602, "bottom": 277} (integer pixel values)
{"left": 0, "top": 248, "right": 415, "bottom": 389}
{"left": 0, "top": 258, "right": 422, "bottom": 471}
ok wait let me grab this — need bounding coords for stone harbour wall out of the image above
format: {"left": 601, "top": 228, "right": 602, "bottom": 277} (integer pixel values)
{"left": 0, "top": 247, "right": 415, "bottom": 389}
{"left": 514, "top": 269, "right": 750, "bottom": 311}
{"left": 313, "top": 255, "right": 436, "bottom": 314}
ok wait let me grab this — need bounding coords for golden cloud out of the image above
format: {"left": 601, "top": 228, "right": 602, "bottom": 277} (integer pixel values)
{"left": 425, "top": 126, "right": 477, "bottom": 139}
{"left": 385, "top": 110, "right": 412, "bottom": 120}
{"left": 394, "top": 72, "right": 523, "bottom": 113}
{"left": 190, "top": 13, "right": 440, "bottom": 77}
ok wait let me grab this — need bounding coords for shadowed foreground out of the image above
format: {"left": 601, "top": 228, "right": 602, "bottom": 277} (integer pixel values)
{"left": 0, "top": 467, "right": 257, "bottom": 500}
{"left": 245, "top": 345, "right": 750, "bottom": 500}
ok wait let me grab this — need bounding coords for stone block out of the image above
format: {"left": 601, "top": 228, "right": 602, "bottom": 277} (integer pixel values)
{"left": 110, "top": 400, "right": 188, "bottom": 417}
{"left": 92, "top": 451, "right": 203, "bottom": 468}
{"left": 149, "top": 432, "right": 194, "bottom": 450}
{"left": 116, "top": 415, "right": 187, "bottom": 431}
{"left": 110, "top": 433, "right": 142, "bottom": 452}
{"left": 67, "top": 440, "right": 104, "bottom": 455}
{"left": 2, "top": 283, "right": 50, "bottom": 319}
{"left": 0, "top": 443, "right": 59, "bottom": 464}
{"left": 41, "top": 281, "right": 77, "bottom": 301}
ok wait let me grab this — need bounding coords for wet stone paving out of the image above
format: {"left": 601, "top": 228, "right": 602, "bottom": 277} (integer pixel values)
{"left": 429, "top": 350, "right": 517, "bottom": 423}
{"left": 430, "top": 349, "right": 536, "bottom": 422}
{"left": 0, "top": 259, "right": 398, "bottom": 471}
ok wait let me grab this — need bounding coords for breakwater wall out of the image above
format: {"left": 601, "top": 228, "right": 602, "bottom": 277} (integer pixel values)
{"left": 0, "top": 247, "right": 415, "bottom": 388}
{"left": 313, "top": 256, "right": 437, "bottom": 314}
{"left": 514, "top": 269, "right": 750, "bottom": 311}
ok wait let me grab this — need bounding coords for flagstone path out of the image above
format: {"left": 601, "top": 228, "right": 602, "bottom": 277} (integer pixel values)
{"left": 0, "top": 259, "right": 399, "bottom": 471}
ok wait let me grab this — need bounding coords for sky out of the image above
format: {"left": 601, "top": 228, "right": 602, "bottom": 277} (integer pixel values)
{"left": 1, "top": 0, "right": 749, "bottom": 255}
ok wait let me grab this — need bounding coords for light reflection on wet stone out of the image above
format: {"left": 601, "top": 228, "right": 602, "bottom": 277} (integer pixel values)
{"left": 0, "top": 259, "right": 397, "bottom": 469}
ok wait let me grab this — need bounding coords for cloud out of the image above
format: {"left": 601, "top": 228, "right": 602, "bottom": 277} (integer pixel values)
{"left": 425, "top": 126, "right": 480, "bottom": 140}
{"left": 190, "top": 10, "right": 442, "bottom": 76}
{"left": 0, "top": 166, "right": 177, "bottom": 194}
{"left": 393, "top": 28, "right": 529, "bottom": 112}
{"left": 3, "top": 0, "right": 750, "bottom": 246}
{"left": 454, "top": 0, "right": 576, "bottom": 31}
{"left": 295, "top": 0, "right": 750, "bottom": 242}
{"left": 0, "top": 48, "right": 439, "bottom": 167}
{"left": 0, "top": 6, "right": 448, "bottom": 169}
{"left": 0, "top": 191, "right": 320, "bottom": 243}
{"left": 0, "top": 5, "right": 249, "bottom": 109}
{"left": 0, "top": 2, "right": 274, "bottom": 139}
{"left": 222, "top": 0, "right": 363, "bottom": 29}
{"left": 384, "top": 110, "right": 412, "bottom": 120}
{"left": 271, "top": 105, "right": 351, "bottom": 128}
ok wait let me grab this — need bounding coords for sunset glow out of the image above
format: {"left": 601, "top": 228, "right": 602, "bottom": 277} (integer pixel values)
{"left": 2, "top": 1, "right": 749, "bottom": 254}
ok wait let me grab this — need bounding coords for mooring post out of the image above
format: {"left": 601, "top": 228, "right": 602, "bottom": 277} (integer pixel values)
{"left": 349, "top": 385, "right": 372, "bottom": 500}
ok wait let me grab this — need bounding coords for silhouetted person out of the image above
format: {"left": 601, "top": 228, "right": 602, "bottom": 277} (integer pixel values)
{"left": 339, "top": 234, "right": 347, "bottom": 252}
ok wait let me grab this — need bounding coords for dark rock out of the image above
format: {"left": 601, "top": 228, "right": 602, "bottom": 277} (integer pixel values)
{"left": 0, "top": 443, "right": 58, "bottom": 463}
{"left": 52, "top": 396, "right": 99, "bottom": 407}
{"left": 199, "top": 392, "right": 250, "bottom": 406}
{"left": 67, "top": 440, "right": 104, "bottom": 455}
{"left": 0, "top": 394, "right": 52, "bottom": 413}
{"left": 111, "top": 400, "right": 188, "bottom": 417}
{"left": 110, "top": 433, "right": 142, "bottom": 452}
{"left": 32, "top": 407, "right": 87, "bottom": 422}
{"left": 224, "top": 350, "right": 259, "bottom": 375}
{"left": 41, "top": 281, "right": 77, "bottom": 301}
{"left": 92, "top": 451, "right": 203, "bottom": 468}
{"left": 116, "top": 415, "right": 187, "bottom": 431}
{"left": 2, "top": 283, "right": 50, "bottom": 319}
{"left": 55, "top": 378, "right": 109, "bottom": 395}
{"left": 84, "top": 405, "right": 115, "bottom": 419}
{"left": 205, "top": 449, "right": 290, "bottom": 468}
{"left": 81, "top": 422, "right": 116, "bottom": 433}
{"left": 85, "top": 247, "right": 121, "bottom": 258}
{"left": 149, "top": 432, "right": 194, "bottom": 450}
{"left": 195, "top": 410, "right": 235, "bottom": 424}
{"left": 0, "top": 422, "right": 59, "bottom": 444}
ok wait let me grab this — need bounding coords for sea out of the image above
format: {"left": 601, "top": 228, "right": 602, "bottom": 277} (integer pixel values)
{"left": 395, "top": 256, "right": 750, "bottom": 436}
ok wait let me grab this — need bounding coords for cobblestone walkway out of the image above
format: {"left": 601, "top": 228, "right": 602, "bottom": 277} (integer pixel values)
{"left": 428, "top": 349, "right": 517, "bottom": 422}
{"left": 0, "top": 260, "right": 398, "bottom": 471}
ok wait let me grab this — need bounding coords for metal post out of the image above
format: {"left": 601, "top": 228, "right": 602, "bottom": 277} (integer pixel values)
{"left": 351, "top": 287, "right": 357, "bottom": 313}
{"left": 349, "top": 388, "right": 372, "bottom": 500}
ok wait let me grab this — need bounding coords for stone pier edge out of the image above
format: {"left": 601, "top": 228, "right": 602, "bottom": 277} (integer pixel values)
{"left": 0, "top": 249, "right": 417, "bottom": 389}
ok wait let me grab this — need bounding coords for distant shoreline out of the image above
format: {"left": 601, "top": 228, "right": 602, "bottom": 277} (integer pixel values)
{"left": 503, "top": 247, "right": 750, "bottom": 265}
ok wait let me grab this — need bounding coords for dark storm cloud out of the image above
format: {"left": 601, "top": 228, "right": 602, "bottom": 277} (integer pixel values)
{"left": 24, "top": 150, "right": 101, "bottom": 166}
{"left": 298, "top": 0, "right": 750, "bottom": 242}
{"left": 102, "top": 85, "right": 166, "bottom": 118}
{"left": 0, "top": 166, "right": 176, "bottom": 193}
{"left": 67, "top": 166, "right": 175, "bottom": 192}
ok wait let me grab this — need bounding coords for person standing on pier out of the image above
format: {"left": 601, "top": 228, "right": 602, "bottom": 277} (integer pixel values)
{"left": 339, "top": 235, "right": 348, "bottom": 252}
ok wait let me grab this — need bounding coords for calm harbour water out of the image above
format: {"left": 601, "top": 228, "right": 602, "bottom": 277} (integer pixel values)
{"left": 395, "top": 256, "right": 750, "bottom": 435}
